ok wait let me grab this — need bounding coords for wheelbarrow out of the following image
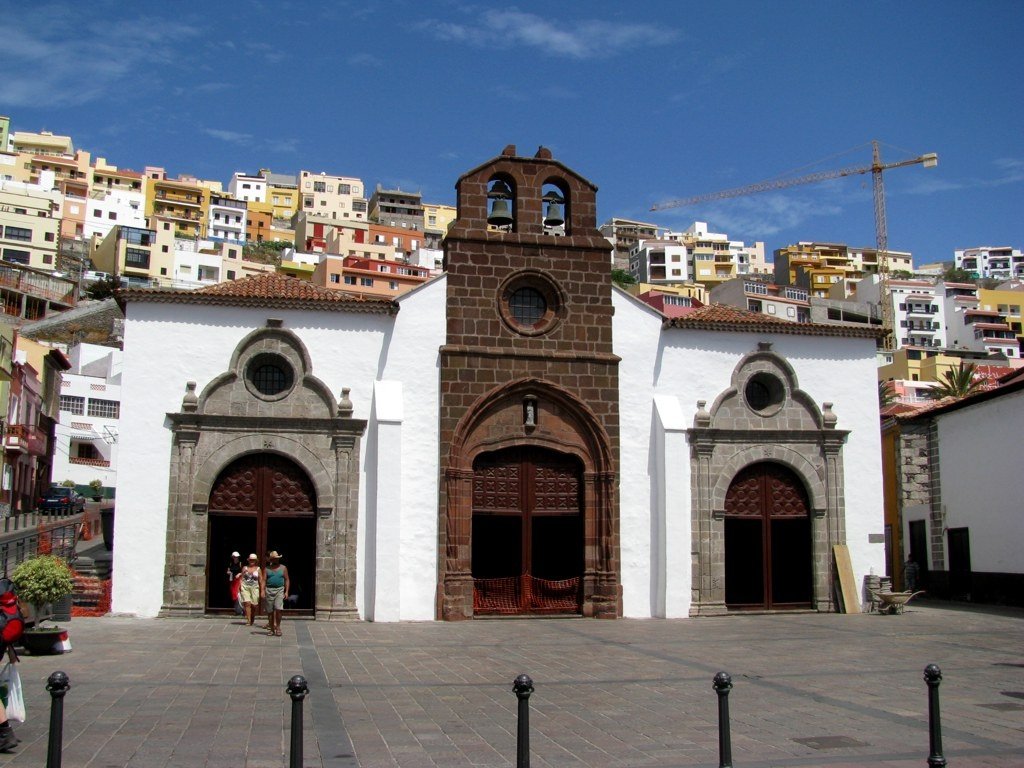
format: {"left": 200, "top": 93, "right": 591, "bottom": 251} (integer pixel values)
{"left": 872, "top": 590, "right": 925, "bottom": 614}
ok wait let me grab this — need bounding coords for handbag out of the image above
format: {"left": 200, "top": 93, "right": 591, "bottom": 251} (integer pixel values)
{"left": 0, "top": 662, "right": 25, "bottom": 722}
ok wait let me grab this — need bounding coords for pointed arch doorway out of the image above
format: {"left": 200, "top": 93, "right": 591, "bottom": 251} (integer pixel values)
{"left": 205, "top": 454, "right": 317, "bottom": 615}
{"left": 471, "top": 447, "right": 584, "bottom": 615}
{"left": 724, "top": 462, "right": 813, "bottom": 610}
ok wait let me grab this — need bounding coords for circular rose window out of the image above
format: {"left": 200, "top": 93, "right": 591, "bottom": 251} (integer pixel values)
{"left": 245, "top": 353, "right": 295, "bottom": 400}
{"left": 744, "top": 372, "right": 785, "bottom": 415}
{"left": 498, "top": 271, "right": 564, "bottom": 336}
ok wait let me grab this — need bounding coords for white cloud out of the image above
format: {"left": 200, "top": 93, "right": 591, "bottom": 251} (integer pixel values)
{"left": 204, "top": 129, "right": 254, "bottom": 145}
{"left": 0, "top": 9, "right": 202, "bottom": 108}
{"left": 417, "top": 8, "right": 679, "bottom": 59}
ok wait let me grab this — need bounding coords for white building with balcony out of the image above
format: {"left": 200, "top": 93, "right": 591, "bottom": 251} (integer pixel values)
{"left": 228, "top": 172, "right": 267, "bottom": 203}
{"left": 955, "top": 246, "right": 1024, "bottom": 280}
{"left": 207, "top": 195, "right": 247, "bottom": 243}
{"left": 54, "top": 343, "right": 121, "bottom": 497}
{"left": 84, "top": 189, "right": 147, "bottom": 240}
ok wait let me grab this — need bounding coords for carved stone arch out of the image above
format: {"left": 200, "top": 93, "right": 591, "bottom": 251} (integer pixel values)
{"left": 688, "top": 341, "right": 848, "bottom": 616}
{"left": 441, "top": 377, "right": 618, "bottom": 620}
{"left": 162, "top": 322, "right": 366, "bottom": 619}
{"left": 190, "top": 435, "right": 334, "bottom": 514}
{"left": 710, "top": 446, "right": 827, "bottom": 516}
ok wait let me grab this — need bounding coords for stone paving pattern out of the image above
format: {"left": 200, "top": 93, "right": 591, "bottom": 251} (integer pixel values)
{"left": 4, "top": 603, "right": 1023, "bottom": 767}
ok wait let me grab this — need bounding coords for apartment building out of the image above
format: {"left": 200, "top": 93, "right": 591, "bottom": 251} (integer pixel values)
{"left": 955, "top": 246, "right": 1024, "bottom": 280}
{"left": 367, "top": 222, "right": 424, "bottom": 261}
{"left": 299, "top": 170, "right": 367, "bottom": 221}
{"left": 711, "top": 278, "right": 811, "bottom": 323}
{"left": 631, "top": 281, "right": 708, "bottom": 305}
{"left": 0, "top": 117, "right": 9, "bottom": 153}
{"left": 228, "top": 172, "right": 267, "bottom": 203}
{"left": 776, "top": 242, "right": 913, "bottom": 298}
{"left": 85, "top": 161, "right": 147, "bottom": 239}
{"left": 0, "top": 177, "right": 61, "bottom": 271}
{"left": 10, "top": 130, "right": 74, "bottom": 157}
{"left": 91, "top": 224, "right": 167, "bottom": 285}
{"left": 207, "top": 194, "right": 247, "bottom": 243}
{"left": 294, "top": 213, "right": 369, "bottom": 255}
{"left": 54, "top": 343, "right": 121, "bottom": 497}
{"left": 633, "top": 289, "right": 702, "bottom": 318}
{"left": 369, "top": 185, "right": 424, "bottom": 231}
{"left": 978, "top": 281, "right": 1024, "bottom": 349}
{"left": 664, "top": 222, "right": 769, "bottom": 278}
{"left": 600, "top": 217, "right": 658, "bottom": 269}
{"left": 264, "top": 171, "right": 299, "bottom": 223}
{"left": 311, "top": 253, "right": 431, "bottom": 297}
{"left": 423, "top": 203, "right": 456, "bottom": 248}
{"left": 629, "top": 239, "right": 690, "bottom": 283}
{"left": 145, "top": 172, "right": 211, "bottom": 239}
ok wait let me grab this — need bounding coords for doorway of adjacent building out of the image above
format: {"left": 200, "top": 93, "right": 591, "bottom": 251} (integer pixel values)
{"left": 947, "top": 527, "right": 972, "bottom": 601}
{"left": 724, "top": 462, "right": 812, "bottom": 609}
{"left": 206, "top": 453, "right": 317, "bottom": 615}
{"left": 471, "top": 447, "right": 583, "bottom": 615}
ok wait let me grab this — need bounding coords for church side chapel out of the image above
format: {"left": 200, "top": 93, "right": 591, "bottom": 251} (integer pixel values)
{"left": 112, "top": 146, "right": 885, "bottom": 621}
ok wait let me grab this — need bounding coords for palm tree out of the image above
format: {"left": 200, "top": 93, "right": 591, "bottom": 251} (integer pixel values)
{"left": 924, "top": 362, "right": 984, "bottom": 400}
{"left": 878, "top": 380, "right": 896, "bottom": 408}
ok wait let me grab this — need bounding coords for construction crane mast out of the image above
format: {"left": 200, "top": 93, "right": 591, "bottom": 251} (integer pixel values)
{"left": 651, "top": 141, "right": 937, "bottom": 348}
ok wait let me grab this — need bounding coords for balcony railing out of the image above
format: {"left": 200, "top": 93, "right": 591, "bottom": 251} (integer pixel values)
{"left": 4, "top": 424, "right": 48, "bottom": 456}
{"left": 69, "top": 457, "right": 111, "bottom": 468}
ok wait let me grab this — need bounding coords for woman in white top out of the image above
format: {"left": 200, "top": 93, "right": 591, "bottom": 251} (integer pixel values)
{"left": 239, "top": 554, "right": 261, "bottom": 626}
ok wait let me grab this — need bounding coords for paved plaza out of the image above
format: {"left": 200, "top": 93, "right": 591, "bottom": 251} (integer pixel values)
{"left": 3, "top": 602, "right": 1023, "bottom": 767}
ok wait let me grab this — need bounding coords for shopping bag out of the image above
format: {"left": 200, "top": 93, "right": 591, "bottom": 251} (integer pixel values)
{"left": 0, "top": 663, "right": 25, "bottom": 722}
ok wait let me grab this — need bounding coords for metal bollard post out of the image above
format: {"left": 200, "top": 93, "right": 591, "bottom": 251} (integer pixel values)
{"left": 286, "top": 675, "right": 309, "bottom": 768}
{"left": 924, "top": 664, "right": 947, "bottom": 768}
{"left": 513, "top": 674, "right": 534, "bottom": 768}
{"left": 713, "top": 671, "right": 733, "bottom": 768}
{"left": 45, "top": 671, "right": 71, "bottom": 768}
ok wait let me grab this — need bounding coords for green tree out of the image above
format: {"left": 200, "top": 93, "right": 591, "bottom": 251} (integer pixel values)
{"left": 243, "top": 240, "right": 290, "bottom": 265}
{"left": 84, "top": 274, "right": 122, "bottom": 301}
{"left": 942, "top": 266, "right": 975, "bottom": 284}
{"left": 611, "top": 268, "right": 637, "bottom": 289}
{"left": 924, "top": 362, "right": 984, "bottom": 400}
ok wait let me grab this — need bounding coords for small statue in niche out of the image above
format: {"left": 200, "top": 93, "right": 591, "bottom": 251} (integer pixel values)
{"left": 523, "top": 396, "right": 537, "bottom": 428}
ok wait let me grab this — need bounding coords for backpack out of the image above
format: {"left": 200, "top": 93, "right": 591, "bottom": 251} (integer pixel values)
{"left": 0, "top": 578, "right": 24, "bottom": 646}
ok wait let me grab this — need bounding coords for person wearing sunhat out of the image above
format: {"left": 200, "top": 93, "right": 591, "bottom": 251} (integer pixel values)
{"left": 226, "top": 552, "right": 243, "bottom": 615}
{"left": 239, "top": 554, "right": 261, "bottom": 626}
{"left": 260, "top": 551, "right": 289, "bottom": 636}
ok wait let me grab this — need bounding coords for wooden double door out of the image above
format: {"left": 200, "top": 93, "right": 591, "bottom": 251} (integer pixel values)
{"left": 471, "top": 447, "right": 583, "bottom": 615}
{"left": 206, "top": 454, "right": 317, "bottom": 614}
{"left": 724, "top": 462, "right": 813, "bottom": 609}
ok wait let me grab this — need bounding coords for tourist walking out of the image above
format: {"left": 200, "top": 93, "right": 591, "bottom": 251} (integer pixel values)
{"left": 239, "top": 554, "right": 261, "bottom": 626}
{"left": 227, "top": 551, "right": 243, "bottom": 615}
{"left": 261, "top": 551, "right": 289, "bottom": 637}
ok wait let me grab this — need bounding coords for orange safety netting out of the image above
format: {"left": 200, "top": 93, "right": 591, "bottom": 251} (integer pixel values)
{"left": 473, "top": 575, "right": 580, "bottom": 615}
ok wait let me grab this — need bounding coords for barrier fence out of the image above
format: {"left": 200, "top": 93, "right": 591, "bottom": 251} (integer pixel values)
{"left": 33, "top": 663, "right": 950, "bottom": 767}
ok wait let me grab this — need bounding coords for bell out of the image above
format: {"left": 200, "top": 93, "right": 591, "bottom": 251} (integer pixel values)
{"left": 488, "top": 198, "right": 513, "bottom": 227}
{"left": 543, "top": 190, "right": 565, "bottom": 228}
{"left": 487, "top": 180, "right": 512, "bottom": 200}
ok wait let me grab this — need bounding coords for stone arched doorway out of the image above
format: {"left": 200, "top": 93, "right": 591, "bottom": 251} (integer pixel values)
{"left": 206, "top": 453, "right": 317, "bottom": 614}
{"left": 471, "top": 447, "right": 584, "bottom": 615}
{"left": 724, "top": 462, "right": 813, "bottom": 609}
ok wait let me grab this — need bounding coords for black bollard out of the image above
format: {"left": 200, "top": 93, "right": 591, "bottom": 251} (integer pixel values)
{"left": 923, "top": 664, "right": 947, "bottom": 768}
{"left": 45, "top": 671, "right": 70, "bottom": 768}
{"left": 713, "top": 671, "right": 733, "bottom": 768}
{"left": 513, "top": 674, "right": 534, "bottom": 768}
{"left": 286, "top": 675, "right": 309, "bottom": 768}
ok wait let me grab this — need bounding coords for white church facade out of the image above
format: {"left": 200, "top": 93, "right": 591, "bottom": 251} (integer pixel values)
{"left": 111, "top": 147, "right": 885, "bottom": 620}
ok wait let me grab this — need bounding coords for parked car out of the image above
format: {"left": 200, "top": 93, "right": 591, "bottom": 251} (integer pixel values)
{"left": 38, "top": 486, "right": 86, "bottom": 514}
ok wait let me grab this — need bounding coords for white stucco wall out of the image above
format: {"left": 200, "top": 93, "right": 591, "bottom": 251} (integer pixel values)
{"left": 113, "top": 301, "right": 393, "bottom": 617}
{"left": 614, "top": 286, "right": 886, "bottom": 617}
{"left": 934, "top": 388, "right": 1024, "bottom": 574}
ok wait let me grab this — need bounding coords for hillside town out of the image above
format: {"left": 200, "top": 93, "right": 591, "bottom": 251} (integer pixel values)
{"left": 0, "top": 113, "right": 1021, "bottom": 629}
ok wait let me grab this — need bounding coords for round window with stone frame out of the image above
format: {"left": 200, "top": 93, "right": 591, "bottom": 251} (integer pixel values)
{"left": 744, "top": 371, "right": 785, "bottom": 416}
{"left": 498, "top": 271, "right": 564, "bottom": 336}
{"left": 245, "top": 353, "right": 296, "bottom": 401}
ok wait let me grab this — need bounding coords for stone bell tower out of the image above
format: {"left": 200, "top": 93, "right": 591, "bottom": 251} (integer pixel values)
{"left": 437, "top": 145, "right": 621, "bottom": 620}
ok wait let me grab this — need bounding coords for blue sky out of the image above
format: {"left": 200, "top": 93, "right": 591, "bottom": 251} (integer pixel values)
{"left": 2, "top": 1, "right": 1021, "bottom": 265}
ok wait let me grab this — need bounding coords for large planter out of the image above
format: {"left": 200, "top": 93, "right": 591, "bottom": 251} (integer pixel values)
{"left": 100, "top": 507, "right": 114, "bottom": 551}
{"left": 20, "top": 627, "right": 71, "bottom": 655}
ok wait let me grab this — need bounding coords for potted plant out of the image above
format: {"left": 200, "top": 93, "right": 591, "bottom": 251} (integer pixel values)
{"left": 60, "top": 479, "right": 76, "bottom": 488}
{"left": 88, "top": 479, "right": 104, "bottom": 502}
{"left": 11, "top": 555, "right": 75, "bottom": 654}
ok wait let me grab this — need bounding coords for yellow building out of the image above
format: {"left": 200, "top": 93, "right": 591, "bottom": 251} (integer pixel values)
{"left": 262, "top": 170, "right": 300, "bottom": 222}
{"left": 10, "top": 130, "right": 74, "bottom": 157}
{"left": 145, "top": 177, "right": 211, "bottom": 239}
{"left": 0, "top": 180, "right": 61, "bottom": 271}
{"left": 423, "top": 202, "right": 457, "bottom": 247}
{"left": 91, "top": 225, "right": 160, "bottom": 283}
{"left": 631, "top": 281, "right": 708, "bottom": 304}
{"left": 978, "top": 285, "right": 1024, "bottom": 347}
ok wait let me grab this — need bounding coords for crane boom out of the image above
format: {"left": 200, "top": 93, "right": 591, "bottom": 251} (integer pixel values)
{"left": 649, "top": 142, "right": 937, "bottom": 350}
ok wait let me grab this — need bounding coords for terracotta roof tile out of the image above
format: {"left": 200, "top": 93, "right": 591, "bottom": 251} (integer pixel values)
{"left": 664, "top": 304, "right": 882, "bottom": 339}
{"left": 119, "top": 273, "right": 398, "bottom": 315}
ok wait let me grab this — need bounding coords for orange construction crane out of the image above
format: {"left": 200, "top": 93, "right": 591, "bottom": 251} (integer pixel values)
{"left": 651, "top": 141, "right": 937, "bottom": 348}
